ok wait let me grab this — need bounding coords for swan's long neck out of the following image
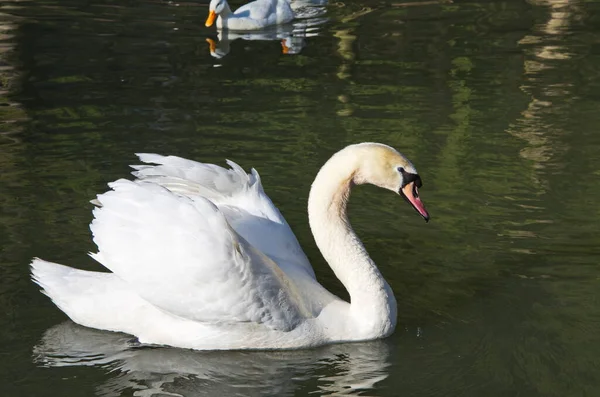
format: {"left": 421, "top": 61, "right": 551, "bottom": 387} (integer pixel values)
{"left": 308, "top": 150, "right": 397, "bottom": 338}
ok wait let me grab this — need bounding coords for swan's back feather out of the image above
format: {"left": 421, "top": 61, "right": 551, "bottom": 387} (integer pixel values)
{"left": 90, "top": 179, "right": 307, "bottom": 331}
{"left": 130, "top": 153, "right": 315, "bottom": 279}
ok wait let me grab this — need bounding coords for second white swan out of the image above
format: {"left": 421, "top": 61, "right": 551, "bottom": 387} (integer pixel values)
{"left": 205, "top": 0, "right": 294, "bottom": 30}
{"left": 31, "top": 143, "right": 429, "bottom": 350}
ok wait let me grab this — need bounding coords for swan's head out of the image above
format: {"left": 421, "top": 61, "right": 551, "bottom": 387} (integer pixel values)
{"left": 206, "top": 0, "right": 226, "bottom": 27}
{"left": 351, "top": 143, "right": 430, "bottom": 222}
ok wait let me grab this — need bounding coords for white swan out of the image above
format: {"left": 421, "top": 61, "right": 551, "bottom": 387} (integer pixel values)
{"left": 31, "top": 143, "right": 429, "bottom": 350}
{"left": 205, "top": 0, "right": 294, "bottom": 31}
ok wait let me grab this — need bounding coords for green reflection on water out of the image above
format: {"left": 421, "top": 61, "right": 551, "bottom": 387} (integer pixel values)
{"left": 1, "top": 0, "right": 600, "bottom": 396}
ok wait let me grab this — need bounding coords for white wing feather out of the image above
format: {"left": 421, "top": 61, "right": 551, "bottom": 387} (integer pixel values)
{"left": 90, "top": 179, "right": 309, "bottom": 331}
{"left": 130, "top": 153, "right": 315, "bottom": 279}
{"left": 235, "top": 0, "right": 275, "bottom": 21}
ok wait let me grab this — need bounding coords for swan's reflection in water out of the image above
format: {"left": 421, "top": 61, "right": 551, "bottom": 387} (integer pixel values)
{"left": 207, "top": 12, "right": 327, "bottom": 59}
{"left": 34, "top": 322, "right": 391, "bottom": 396}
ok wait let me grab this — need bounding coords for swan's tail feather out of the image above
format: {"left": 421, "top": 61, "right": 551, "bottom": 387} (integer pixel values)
{"left": 30, "top": 258, "right": 114, "bottom": 316}
{"left": 31, "top": 258, "right": 80, "bottom": 317}
{"left": 30, "top": 258, "right": 146, "bottom": 334}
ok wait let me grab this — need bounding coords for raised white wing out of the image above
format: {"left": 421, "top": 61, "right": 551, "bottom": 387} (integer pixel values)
{"left": 90, "top": 179, "right": 310, "bottom": 331}
{"left": 130, "top": 153, "right": 315, "bottom": 279}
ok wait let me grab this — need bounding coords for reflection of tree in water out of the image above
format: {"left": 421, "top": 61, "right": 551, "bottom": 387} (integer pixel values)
{"left": 507, "top": 0, "right": 583, "bottom": 191}
{"left": 495, "top": 3, "right": 600, "bottom": 396}
{"left": 501, "top": 0, "right": 584, "bottom": 257}
{"left": 332, "top": 5, "right": 376, "bottom": 117}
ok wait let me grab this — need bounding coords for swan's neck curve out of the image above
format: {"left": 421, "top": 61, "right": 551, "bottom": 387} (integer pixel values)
{"left": 308, "top": 149, "right": 397, "bottom": 339}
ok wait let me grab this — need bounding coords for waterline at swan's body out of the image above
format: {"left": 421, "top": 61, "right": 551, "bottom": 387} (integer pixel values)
{"left": 31, "top": 143, "right": 429, "bottom": 350}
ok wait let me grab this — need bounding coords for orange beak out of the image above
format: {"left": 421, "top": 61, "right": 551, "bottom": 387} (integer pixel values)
{"left": 401, "top": 181, "right": 429, "bottom": 222}
{"left": 205, "top": 10, "right": 217, "bottom": 27}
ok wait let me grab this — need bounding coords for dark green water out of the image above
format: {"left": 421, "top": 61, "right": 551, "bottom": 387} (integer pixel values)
{"left": 2, "top": 0, "right": 600, "bottom": 395}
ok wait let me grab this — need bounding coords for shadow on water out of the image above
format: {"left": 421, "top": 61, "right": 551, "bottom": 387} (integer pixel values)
{"left": 34, "top": 322, "right": 391, "bottom": 397}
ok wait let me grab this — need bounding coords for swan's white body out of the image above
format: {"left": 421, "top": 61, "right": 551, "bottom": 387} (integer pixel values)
{"left": 205, "top": 0, "right": 294, "bottom": 31}
{"left": 31, "top": 143, "right": 429, "bottom": 350}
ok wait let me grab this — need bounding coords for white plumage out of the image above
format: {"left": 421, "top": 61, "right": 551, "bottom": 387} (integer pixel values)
{"left": 31, "top": 143, "right": 430, "bottom": 350}
{"left": 205, "top": 0, "right": 295, "bottom": 31}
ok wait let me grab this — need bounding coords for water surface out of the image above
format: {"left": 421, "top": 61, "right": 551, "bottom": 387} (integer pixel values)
{"left": 2, "top": 0, "right": 600, "bottom": 395}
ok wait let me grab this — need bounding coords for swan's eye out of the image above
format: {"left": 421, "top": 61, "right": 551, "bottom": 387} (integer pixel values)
{"left": 398, "top": 167, "right": 422, "bottom": 188}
